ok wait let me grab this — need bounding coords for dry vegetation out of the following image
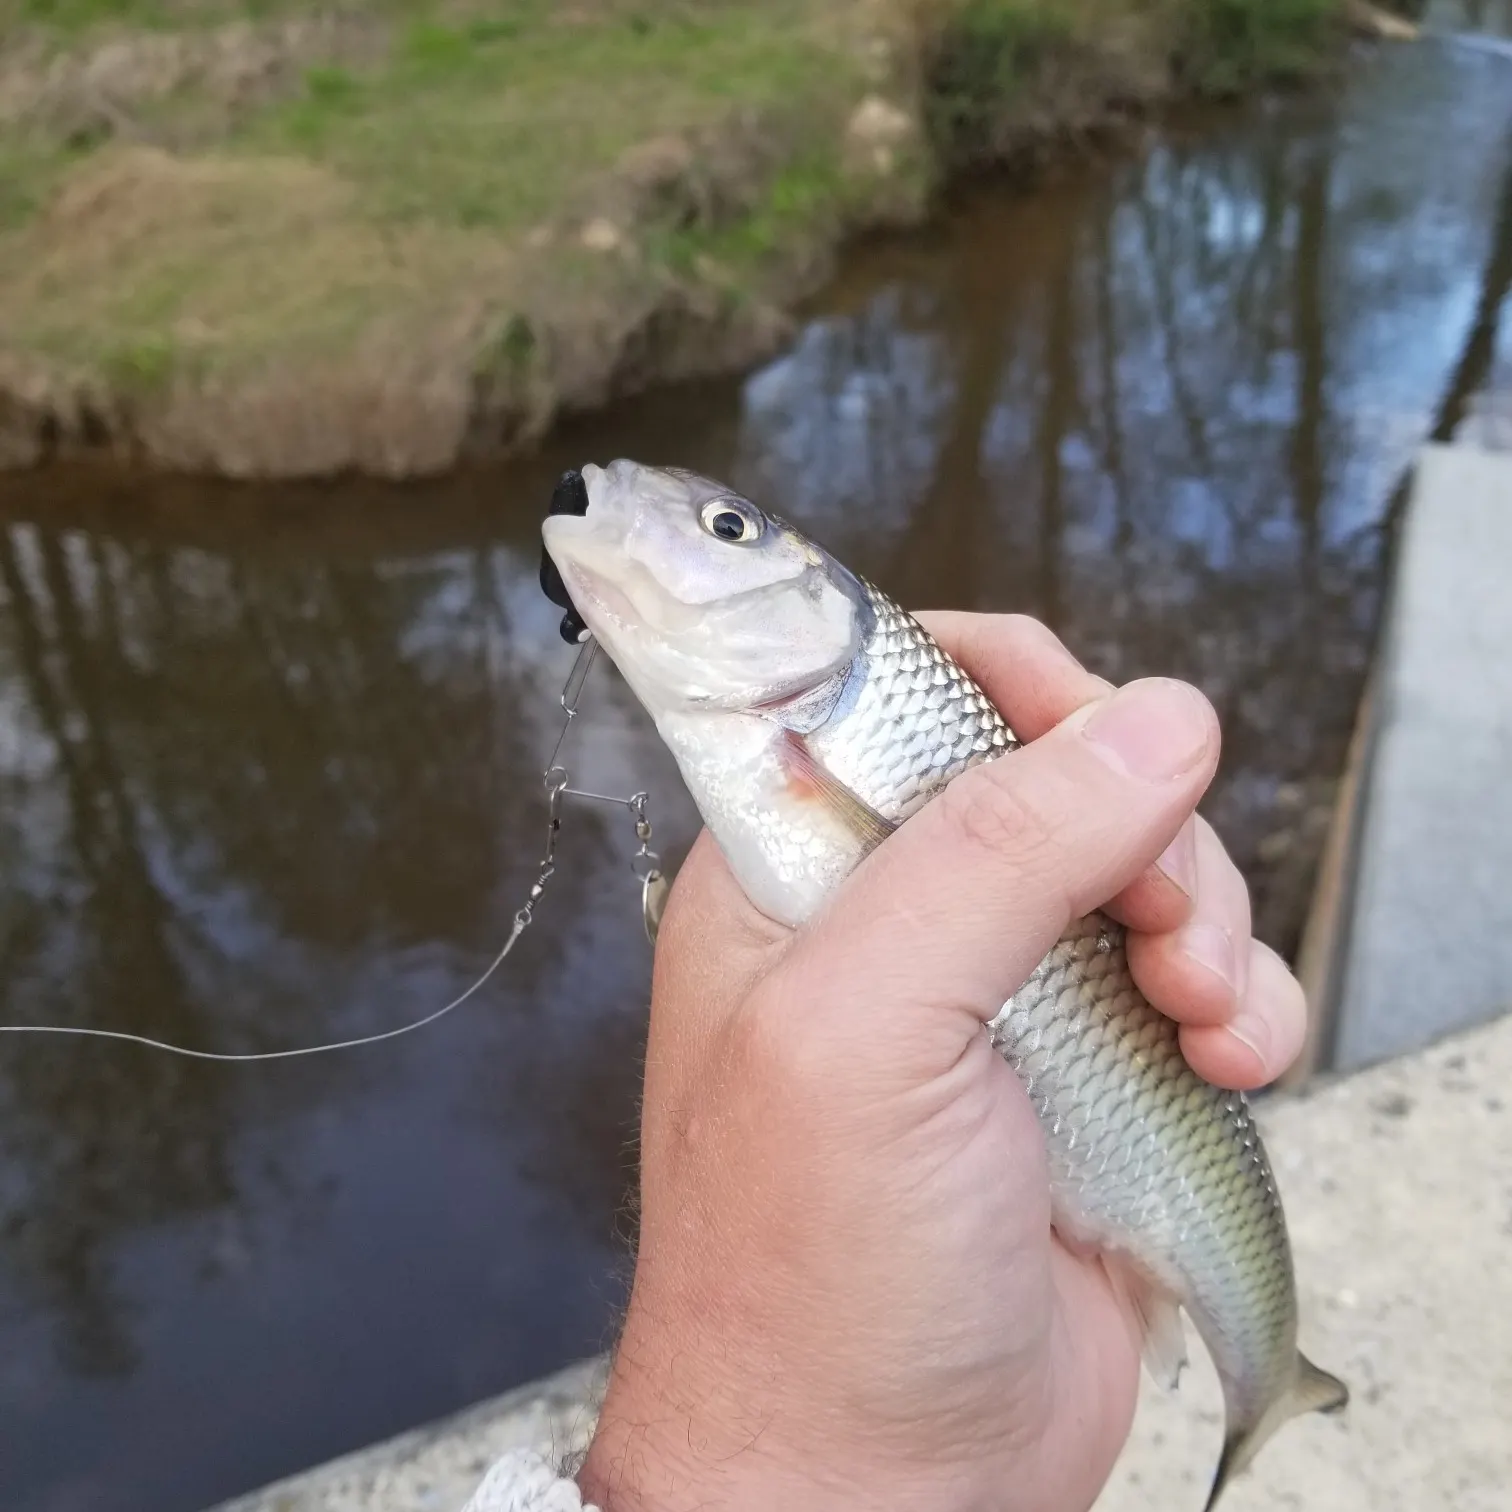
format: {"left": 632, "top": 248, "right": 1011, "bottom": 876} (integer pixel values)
{"left": 0, "top": 0, "right": 1347, "bottom": 477}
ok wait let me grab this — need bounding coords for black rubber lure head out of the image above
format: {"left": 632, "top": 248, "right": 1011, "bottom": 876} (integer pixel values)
{"left": 541, "top": 469, "right": 590, "bottom": 643}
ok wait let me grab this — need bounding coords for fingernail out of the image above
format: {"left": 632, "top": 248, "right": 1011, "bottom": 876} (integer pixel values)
{"left": 1180, "top": 923, "right": 1237, "bottom": 993}
{"left": 1156, "top": 822, "right": 1197, "bottom": 898}
{"left": 1081, "top": 679, "right": 1212, "bottom": 782}
{"left": 1227, "top": 1010, "right": 1272, "bottom": 1070}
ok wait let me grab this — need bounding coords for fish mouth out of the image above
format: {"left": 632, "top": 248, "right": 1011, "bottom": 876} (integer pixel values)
{"left": 541, "top": 514, "right": 635, "bottom": 639}
{"left": 541, "top": 485, "right": 702, "bottom": 645}
{"left": 552, "top": 551, "right": 642, "bottom": 642}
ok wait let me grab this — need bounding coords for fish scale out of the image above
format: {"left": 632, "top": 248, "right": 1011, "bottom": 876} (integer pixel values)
{"left": 811, "top": 585, "right": 1015, "bottom": 817}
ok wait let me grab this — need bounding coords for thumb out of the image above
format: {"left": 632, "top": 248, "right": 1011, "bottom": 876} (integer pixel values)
{"left": 782, "top": 677, "right": 1219, "bottom": 1048}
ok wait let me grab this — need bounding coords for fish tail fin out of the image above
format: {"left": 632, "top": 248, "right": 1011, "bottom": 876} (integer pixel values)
{"left": 1203, "top": 1353, "right": 1349, "bottom": 1512}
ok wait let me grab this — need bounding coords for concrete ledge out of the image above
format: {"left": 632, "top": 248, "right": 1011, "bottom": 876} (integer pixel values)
{"left": 1332, "top": 443, "right": 1512, "bottom": 1070}
{"left": 213, "top": 1013, "right": 1511, "bottom": 1512}
{"left": 1095, "top": 1012, "right": 1511, "bottom": 1511}
{"left": 207, "top": 1357, "right": 607, "bottom": 1512}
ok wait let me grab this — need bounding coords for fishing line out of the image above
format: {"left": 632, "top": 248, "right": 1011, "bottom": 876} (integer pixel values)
{"left": 0, "top": 470, "right": 667, "bottom": 1062}
{"left": 0, "top": 926, "right": 528, "bottom": 1063}
{"left": 0, "top": 636, "right": 662, "bottom": 1061}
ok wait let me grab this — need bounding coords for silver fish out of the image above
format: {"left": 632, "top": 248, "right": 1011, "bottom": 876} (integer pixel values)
{"left": 542, "top": 459, "right": 1347, "bottom": 1508}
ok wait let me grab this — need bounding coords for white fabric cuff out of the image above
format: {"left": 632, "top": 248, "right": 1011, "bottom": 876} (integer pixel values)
{"left": 460, "top": 1449, "right": 600, "bottom": 1512}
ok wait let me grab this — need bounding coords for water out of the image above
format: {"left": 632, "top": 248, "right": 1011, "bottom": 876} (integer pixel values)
{"left": 4, "top": 21, "right": 1512, "bottom": 1512}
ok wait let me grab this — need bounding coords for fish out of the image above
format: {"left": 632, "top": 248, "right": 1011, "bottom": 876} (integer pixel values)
{"left": 542, "top": 458, "right": 1348, "bottom": 1509}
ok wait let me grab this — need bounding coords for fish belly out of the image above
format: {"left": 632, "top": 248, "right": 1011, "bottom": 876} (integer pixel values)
{"left": 987, "top": 912, "right": 1299, "bottom": 1425}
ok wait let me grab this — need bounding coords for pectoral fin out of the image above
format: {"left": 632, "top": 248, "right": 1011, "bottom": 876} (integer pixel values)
{"left": 779, "top": 731, "right": 896, "bottom": 855}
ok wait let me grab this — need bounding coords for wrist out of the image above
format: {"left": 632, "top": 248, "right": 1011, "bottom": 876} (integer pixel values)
{"left": 578, "top": 1292, "right": 809, "bottom": 1512}
{"left": 578, "top": 1286, "right": 999, "bottom": 1512}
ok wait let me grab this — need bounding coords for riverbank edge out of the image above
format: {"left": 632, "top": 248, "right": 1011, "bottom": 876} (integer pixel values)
{"left": 0, "top": 3, "right": 1409, "bottom": 481}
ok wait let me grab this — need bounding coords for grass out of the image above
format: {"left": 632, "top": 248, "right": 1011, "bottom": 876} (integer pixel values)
{"left": 922, "top": 0, "right": 1340, "bottom": 162}
{"left": 0, "top": 0, "right": 864, "bottom": 386}
{"left": 924, "top": 0, "right": 1081, "bottom": 163}
{"left": 1180, "top": 0, "right": 1339, "bottom": 92}
{"left": 0, "top": 141, "right": 68, "bottom": 231}
{"left": 100, "top": 332, "right": 179, "bottom": 392}
{"left": 242, "top": 3, "right": 849, "bottom": 232}
{"left": 0, "top": 0, "right": 386, "bottom": 33}
{"left": 0, "top": 0, "right": 1348, "bottom": 465}
{"left": 647, "top": 147, "right": 862, "bottom": 282}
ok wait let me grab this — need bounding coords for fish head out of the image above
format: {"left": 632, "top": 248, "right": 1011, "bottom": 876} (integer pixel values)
{"left": 542, "top": 460, "right": 867, "bottom": 714}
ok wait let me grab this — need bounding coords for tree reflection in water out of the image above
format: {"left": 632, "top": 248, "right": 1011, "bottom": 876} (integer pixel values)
{"left": 733, "top": 36, "right": 1512, "bottom": 948}
{"left": 3, "top": 23, "right": 1512, "bottom": 1512}
{"left": 0, "top": 484, "right": 669, "bottom": 1509}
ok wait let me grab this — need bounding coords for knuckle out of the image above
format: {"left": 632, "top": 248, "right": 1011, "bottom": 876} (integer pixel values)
{"left": 1002, "top": 611, "right": 1058, "bottom": 649}
{"left": 1197, "top": 815, "right": 1241, "bottom": 884}
{"left": 938, "top": 764, "right": 1058, "bottom": 866}
{"left": 1257, "top": 941, "right": 1307, "bottom": 1024}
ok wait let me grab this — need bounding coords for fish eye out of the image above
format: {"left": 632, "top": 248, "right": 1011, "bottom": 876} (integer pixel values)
{"left": 700, "top": 498, "right": 764, "bottom": 544}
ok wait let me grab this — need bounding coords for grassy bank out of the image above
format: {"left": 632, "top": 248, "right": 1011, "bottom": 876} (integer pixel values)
{"left": 0, "top": 0, "right": 1348, "bottom": 477}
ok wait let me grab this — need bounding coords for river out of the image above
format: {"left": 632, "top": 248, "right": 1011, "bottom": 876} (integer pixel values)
{"left": 2, "top": 13, "right": 1511, "bottom": 1511}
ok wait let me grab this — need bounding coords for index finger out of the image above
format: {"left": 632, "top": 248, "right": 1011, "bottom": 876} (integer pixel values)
{"left": 917, "top": 611, "right": 1197, "bottom": 932}
{"left": 914, "top": 611, "right": 1111, "bottom": 741}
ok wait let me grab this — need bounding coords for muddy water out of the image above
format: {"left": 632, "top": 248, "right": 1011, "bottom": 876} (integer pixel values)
{"left": 4, "top": 19, "right": 1512, "bottom": 1512}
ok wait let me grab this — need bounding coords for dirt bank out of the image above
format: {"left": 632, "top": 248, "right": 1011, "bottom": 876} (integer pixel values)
{"left": 0, "top": 1, "right": 1384, "bottom": 479}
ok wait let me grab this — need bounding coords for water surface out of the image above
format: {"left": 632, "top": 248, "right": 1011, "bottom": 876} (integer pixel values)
{"left": 3, "top": 19, "right": 1512, "bottom": 1512}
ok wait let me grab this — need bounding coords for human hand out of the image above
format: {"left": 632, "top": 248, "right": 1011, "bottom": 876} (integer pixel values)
{"left": 577, "top": 614, "right": 1308, "bottom": 1512}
